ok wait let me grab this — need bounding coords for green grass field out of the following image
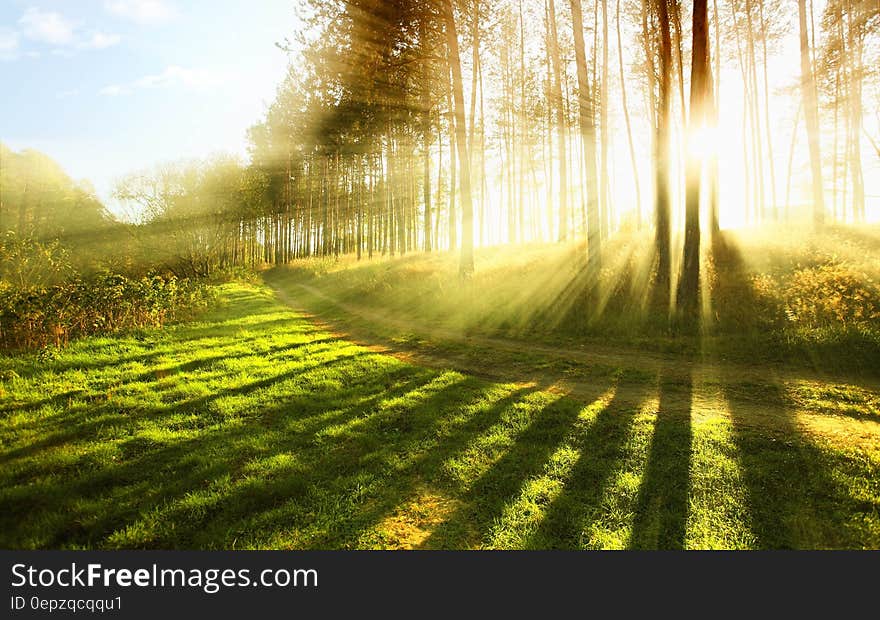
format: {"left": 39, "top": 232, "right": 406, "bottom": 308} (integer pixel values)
{"left": 2, "top": 281, "right": 878, "bottom": 549}
{"left": 268, "top": 227, "right": 880, "bottom": 374}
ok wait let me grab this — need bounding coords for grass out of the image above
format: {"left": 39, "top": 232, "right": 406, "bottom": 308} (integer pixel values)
{"left": 269, "top": 226, "right": 880, "bottom": 374}
{"left": 1, "top": 281, "right": 878, "bottom": 549}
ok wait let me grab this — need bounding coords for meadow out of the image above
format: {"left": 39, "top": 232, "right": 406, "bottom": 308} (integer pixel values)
{"left": 2, "top": 261, "right": 878, "bottom": 549}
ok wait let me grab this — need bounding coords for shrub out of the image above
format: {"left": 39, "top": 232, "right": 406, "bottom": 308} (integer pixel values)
{"left": 783, "top": 263, "right": 880, "bottom": 330}
{"left": 0, "top": 233, "right": 73, "bottom": 289}
{"left": 0, "top": 273, "right": 216, "bottom": 351}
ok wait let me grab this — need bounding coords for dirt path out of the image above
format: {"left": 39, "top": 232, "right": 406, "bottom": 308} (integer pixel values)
{"left": 274, "top": 282, "right": 876, "bottom": 391}
{"left": 267, "top": 281, "right": 880, "bottom": 452}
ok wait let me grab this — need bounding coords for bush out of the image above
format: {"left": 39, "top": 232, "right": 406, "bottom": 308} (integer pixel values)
{"left": 0, "top": 273, "right": 217, "bottom": 351}
{"left": 0, "top": 233, "right": 73, "bottom": 289}
{"left": 209, "top": 265, "right": 260, "bottom": 285}
{"left": 783, "top": 263, "right": 880, "bottom": 330}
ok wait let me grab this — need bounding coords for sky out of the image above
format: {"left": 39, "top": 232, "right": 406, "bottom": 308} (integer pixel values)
{"left": 0, "top": 0, "right": 296, "bottom": 217}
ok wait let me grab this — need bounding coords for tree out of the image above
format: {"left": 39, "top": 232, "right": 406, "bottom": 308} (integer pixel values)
{"left": 547, "top": 0, "right": 569, "bottom": 242}
{"left": 0, "top": 144, "right": 112, "bottom": 241}
{"left": 654, "top": 0, "right": 674, "bottom": 309}
{"left": 617, "top": 0, "right": 642, "bottom": 228}
{"left": 444, "top": 0, "right": 475, "bottom": 277}
{"left": 570, "top": 0, "right": 602, "bottom": 274}
{"left": 677, "top": 0, "right": 713, "bottom": 326}
{"left": 799, "top": 0, "right": 825, "bottom": 228}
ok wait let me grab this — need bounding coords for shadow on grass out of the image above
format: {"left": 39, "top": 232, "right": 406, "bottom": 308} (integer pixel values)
{"left": 1, "top": 289, "right": 319, "bottom": 380}
{"left": 629, "top": 367, "right": 693, "bottom": 550}
{"left": 0, "top": 344, "right": 368, "bottom": 468}
{"left": 3, "top": 281, "right": 878, "bottom": 550}
{"left": 506, "top": 383, "right": 648, "bottom": 549}
{"left": 0, "top": 357, "right": 443, "bottom": 548}
{"left": 722, "top": 380, "right": 879, "bottom": 549}
{"left": 710, "top": 232, "right": 880, "bottom": 376}
{"left": 71, "top": 374, "right": 461, "bottom": 548}
{"left": 328, "top": 384, "right": 542, "bottom": 548}
{"left": 420, "top": 381, "right": 617, "bottom": 549}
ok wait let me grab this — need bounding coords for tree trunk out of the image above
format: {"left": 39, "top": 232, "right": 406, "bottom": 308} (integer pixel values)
{"left": 677, "top": 0, "right": 713, "bottom": 326}
{"left": 618, "top": 0, "right": 642, "bottom": 229}
{"left": 655, "top": 0, "right": 673, "bottom": 310}
{"left": 600, "top": 0, "right": 610, "bottom": 239}
{"left": 846, "top": 1, "right": 865, "bottom": 221}
{"left": 548, "top": 0, "right": 569, "bottom": 241}
{"left": 421, "top": 18, "right": 433, "bottom": 252}
{"left": 757, "top": 0, "right": 778, "bottom": 217}
{"left": 518, "top": 0, "right": 527, "bottom": 243}
{"left": 710, "top": 0, "right": 720, "bottom": 235}
{"left": 444, "top": 0, "right": 474, "bottom": 277}
{"left": 798, "top": 0, "right": 825, "bottom": 228}
{"left": 571, "top": 0, "right": 601, "bottom": 272}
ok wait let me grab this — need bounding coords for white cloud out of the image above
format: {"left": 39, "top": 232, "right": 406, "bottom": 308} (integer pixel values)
{"left": 136, "top": 66, "right": 227, "bottom": 89}
{"left": 80, "top": 32, "right": 122, "bottom": 50}
{"left": 100, "top": 65, "right": 231, "bottom": 96}
{"left": 8, "top": 10, "right": 120, "bottom": 57}
{"left": 19, "top": 8, "right": 77, "bottom": 46}
{"left": 0, "top": 28, "right": 19, "bottom": 61}
{"left": 99, "top": 84, "right": 128, "bottom": 96}
{"left": 105, "top": 0, "right": 177, "bottom": 25}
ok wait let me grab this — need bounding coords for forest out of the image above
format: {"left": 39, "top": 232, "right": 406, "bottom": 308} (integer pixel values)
{"left": 1, "top": 0, "right": 879, "bottom": 550}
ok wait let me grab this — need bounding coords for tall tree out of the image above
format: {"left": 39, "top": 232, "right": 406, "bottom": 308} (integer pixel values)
{"left": 655, "top": 0, "right": 674, "bottom": 308}
{"left": 420, "top": 14, "right": 434, "bottom": 253}
{"left": 444, "top": 0, "right": 475, "bottom": 277}
{"left": 547, "top": 0, "right": 569, "bottom": 241}
{"left": 799, "top": 0, "right": 825, "bottom": 227}
{"left": 570, "top": 0, "right": 602, "bottom": 273}
{"left": 617, "top": 0, "right": 642, "bottom": 228}
{"left": 677, "top": 0, "right": 713, "bottom": 325}
{"left": 709, "top": 0, "right": 720, "bottom": 234}
{"left": 600, "top": 0, "right": 611, "bottom": 239}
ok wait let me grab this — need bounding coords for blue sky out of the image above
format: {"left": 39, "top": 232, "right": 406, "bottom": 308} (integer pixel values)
{"left": 1, "top": 0, "right": 296, "bottom": 216}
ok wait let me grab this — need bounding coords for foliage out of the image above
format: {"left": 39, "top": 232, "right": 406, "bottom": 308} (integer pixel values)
{"left": 0, "top": 272, "right": 216, "bottom": 351}
{"left": 114, "top": 156, "right": 272, "bottom": 277}
{"left": 0, "top": 142, "right": 113, "bottom": 241}
{"left": 0, "top": 232, "right": 74, "bottom": 289}
{"left": 782, "top": 263, "right": 880, "bottom": 330}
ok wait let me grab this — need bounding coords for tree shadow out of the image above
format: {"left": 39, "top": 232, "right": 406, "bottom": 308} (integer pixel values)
{"left": 709, "top": 231, "right": 770, "bottom": 336}
{"left": 327, "top": 383, "right": 541, "bottom": 548}
{"left": 523, "top": 382, "right": 651, "bottom": 549}
{"left": 2, "top": 316, "right": 328, "bottom": 382}
{"left": 721, "top": 380, "right": 877, "bottom": 549}
{"left": 420, "top": 381, "right": 615, "bottom": 549}
{"left": 629, "top": 366, "right": 693, "bottom": 550}
{"left": 80, "top": 373, "right": 480, "bottom": 549}
{"left": 0, "top": 346, "right": 375, "bottom": 468}
{"left": 0, "top": 359, "right": 445, "bottom": 548}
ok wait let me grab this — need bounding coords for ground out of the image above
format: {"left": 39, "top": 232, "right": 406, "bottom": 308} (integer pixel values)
{"left": 1, "top": 281, "right": 878, "bottom": 549}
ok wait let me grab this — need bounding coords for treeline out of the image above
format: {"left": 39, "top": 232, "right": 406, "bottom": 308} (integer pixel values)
{"left": 5, "top": 1, "right": 878, "bottom": 342}
{"left": 110, "top": 0, "right": 874, "bottom": 320}
{"left": 0, "top": 145, "right": 218, "bottom": 351}
{"left": 113, "top": 155, "right": 273, "bottom": 276}
{"left": 0, "top": 144, "right": 110, "bottom": 238}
